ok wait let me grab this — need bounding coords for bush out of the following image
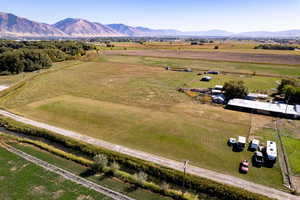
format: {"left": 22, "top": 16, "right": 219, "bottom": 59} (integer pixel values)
{"left": 92, "top": 154, "right": 108, "bottom": 172}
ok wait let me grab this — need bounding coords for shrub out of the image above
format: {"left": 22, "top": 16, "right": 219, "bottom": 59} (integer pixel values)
{"left": 92, "top": 154, "right": 108, "bottom": 172}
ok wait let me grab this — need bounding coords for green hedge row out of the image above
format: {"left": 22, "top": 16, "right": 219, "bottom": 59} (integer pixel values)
{"left": 0, "top": 117, "right": 271, "bottom": 200}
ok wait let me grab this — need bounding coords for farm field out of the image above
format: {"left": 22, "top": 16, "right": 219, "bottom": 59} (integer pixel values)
{"left": 105, "top": 49, "right": 300, "bottom": 65}
{"left": 0, "top": 58, "right": 284, "bottom": 189}
{"left": 0, "top": 145, "right": 109, "bottom": 200}
{"left": 0, "top": 60, "right": 83, "bottom": 87}
{"left": 277, "top": 120, "right": 300, "bottom": 176}
{"left": 189, "top": 74, "right": 279, "bottom": 94}
{"left": 7, "top": 141, "right": 173, "bottom": 200}
{"left": 102, "top": 54, "right": 300, "bottom": 76}
{"left": 102, "top": 41, "right": 300, "bottom": 55}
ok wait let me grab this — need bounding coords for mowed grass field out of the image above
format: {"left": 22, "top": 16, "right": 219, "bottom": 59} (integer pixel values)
{"left": 0, "top": 146, "right": 109, "bottom": 200}
{"left": 102, "top": 54, "right": 300, "bottom": 76}
{"left": 189, "top": 74, "right": 279, "bottom": 94}
{"left": 0, "top": 58, "right": 284, "bottom": 189}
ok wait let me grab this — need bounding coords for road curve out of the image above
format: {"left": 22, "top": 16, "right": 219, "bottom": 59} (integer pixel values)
{"left": 0, "top": 109, "right": 298, "bottom": 200}
{"left": 2, "top": 143, "right": 134, "bottom": 200}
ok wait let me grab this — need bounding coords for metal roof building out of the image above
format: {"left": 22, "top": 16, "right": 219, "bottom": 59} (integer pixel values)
{"left": 227, "top": 99, "right": 300, "bottom": 118}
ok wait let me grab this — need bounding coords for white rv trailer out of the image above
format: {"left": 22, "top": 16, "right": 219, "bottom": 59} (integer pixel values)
{"left": 266, "top": 141, "right": 277, "bottom": 162}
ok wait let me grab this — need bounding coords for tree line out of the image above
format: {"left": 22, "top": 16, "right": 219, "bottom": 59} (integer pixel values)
{"left": 254, "top": 44, "right": 297, "bottom": 50}
{"left": 0, "top": 40, "right": 96, "bottom": 74}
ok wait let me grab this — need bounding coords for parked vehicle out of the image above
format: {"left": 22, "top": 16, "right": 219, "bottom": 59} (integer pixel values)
{"left": 236, "top": 136, "right": 246, "bottom": 151}
{"left": 249, "top": 139, "right": 260, "bottom": 151}
{"left": 184, "top": 68, "right": 193, "bottom": 72}
{"left": 253, "top": 151, "right": 264, "bottom": 167}
{"left": 239, "top": 160, "right": 249, "bottom": 174}
{"left": 265, "top": 141, "right": 277, "bottom": 166}
{"left": 227, "top": 137, "right": 236, "bottom": 146}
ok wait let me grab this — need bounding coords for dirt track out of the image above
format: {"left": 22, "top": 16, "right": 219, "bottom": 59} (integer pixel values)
{"left": 2, "top": 143, "right": 134, "bottom": 200}
{"left": 0, "top": 109, "right": 298, "bottom": 200}
{"left": 106, "top": 50, "right": 300, "bottom": 65}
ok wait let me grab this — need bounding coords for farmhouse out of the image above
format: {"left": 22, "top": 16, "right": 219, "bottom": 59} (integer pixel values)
{"left": 227, "top": 99, "right": 300, "bottom": 119}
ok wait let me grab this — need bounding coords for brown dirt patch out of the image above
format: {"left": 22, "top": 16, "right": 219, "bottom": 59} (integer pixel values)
{"left": 106, "top": 49, "right": 300, "bottom": 65}
{"left": 53, "top": 190, "right": 65, "bottom": 199}
{"left": 30, "top": 185, "right": 47, "bottom": 195}
{"left": 76, "top": 195, "right": 95, "bottom": 200}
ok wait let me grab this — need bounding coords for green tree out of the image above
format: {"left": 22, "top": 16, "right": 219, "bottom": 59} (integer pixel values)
{"left": 223, "top": 80, "right": 248, "bottom": 100}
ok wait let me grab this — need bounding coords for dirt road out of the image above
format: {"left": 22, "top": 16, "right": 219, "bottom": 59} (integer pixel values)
{"left": 0, "top": 110, "right": 298, "bottom": 200}
{"left": 1, "top": 143, "right": 134, "bottom": 200}
{"left": 106, "top": 49, "right": 300, "bottom": 65}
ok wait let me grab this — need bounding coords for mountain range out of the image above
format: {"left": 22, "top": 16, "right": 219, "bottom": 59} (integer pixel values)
{"left": 0, "top": 12, "right": 299, "bottom": 38}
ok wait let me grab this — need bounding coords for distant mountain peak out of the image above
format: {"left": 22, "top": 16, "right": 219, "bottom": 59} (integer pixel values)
{"left": 0, "top": 12, "right": 67, "bottom": 37}
{"left": 0, "top": 11, "right": 299, "bottom": 38}
{"left": 53, "top": 18, "right": 123, "bottom": 37}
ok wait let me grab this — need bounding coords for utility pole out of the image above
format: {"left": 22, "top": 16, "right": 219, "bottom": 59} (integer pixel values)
{"left": 182, "top": 160, "right": 189, "bottom": 196}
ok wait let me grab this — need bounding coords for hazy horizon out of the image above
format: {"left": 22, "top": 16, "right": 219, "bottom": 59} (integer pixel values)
{"left": 1, "top": 0, "right": 299, "bottom": 33}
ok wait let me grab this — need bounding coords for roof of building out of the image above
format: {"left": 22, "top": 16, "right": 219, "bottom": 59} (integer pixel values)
{"left": 228, "top": 99, "right": 300, "bottom": 116}
{"left": 247, "top": 93, "right": 269, "bottom": 99}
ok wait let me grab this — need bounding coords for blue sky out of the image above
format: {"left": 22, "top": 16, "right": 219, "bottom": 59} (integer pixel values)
{"left": 1, "top": 0, "right": 299, "bottom": 32}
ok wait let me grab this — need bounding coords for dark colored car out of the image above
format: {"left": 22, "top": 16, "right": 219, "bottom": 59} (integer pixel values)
{"left": 253, "top": 151, "right": 264, "bottom": 167}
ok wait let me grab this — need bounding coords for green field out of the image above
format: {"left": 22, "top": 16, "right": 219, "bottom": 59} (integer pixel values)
{"left": 100, "top": 41, "right": 300, "bottom": 55}
{"left": 102, "top": 55, "right": 300, "bottom": 76}
{"left": 8, "top": 141, "right": 172, "bottom": 200}
{"left": 0, "top": 56, "right": 285, "bottom": 189}
{"left": 277, "top": 120, "right": 300, "bottom": 176}
{"left": 0, "top": 146, "right": 110, "bottom": 200}
{"left": 188, "top": 74, "right": 278, "bottom": 94}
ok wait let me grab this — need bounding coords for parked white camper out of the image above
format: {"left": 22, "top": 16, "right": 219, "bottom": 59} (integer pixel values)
{"left": 237, "top": 136, "right": 246, "bottom": 150}
{"left": 266, "top": 141, "right": 277, "bottom": 162}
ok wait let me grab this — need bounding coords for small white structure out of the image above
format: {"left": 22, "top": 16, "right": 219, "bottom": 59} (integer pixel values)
{"left": 266, "top": 141, "right": 277, "bottom": 162}
{"left": 237, "top": 136, "right": 246, "bottom": 150}
{"left": 211, "top": 89, "right": 223, "bottom": 94}
{"left": 214, "top": 85, "right": 223, "bottom": 90}
{"left": 246, "top": 93, "right": 269, "bottom": 100}
{"left": 249, "top": 139, "right": 260, "bottom": 151}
